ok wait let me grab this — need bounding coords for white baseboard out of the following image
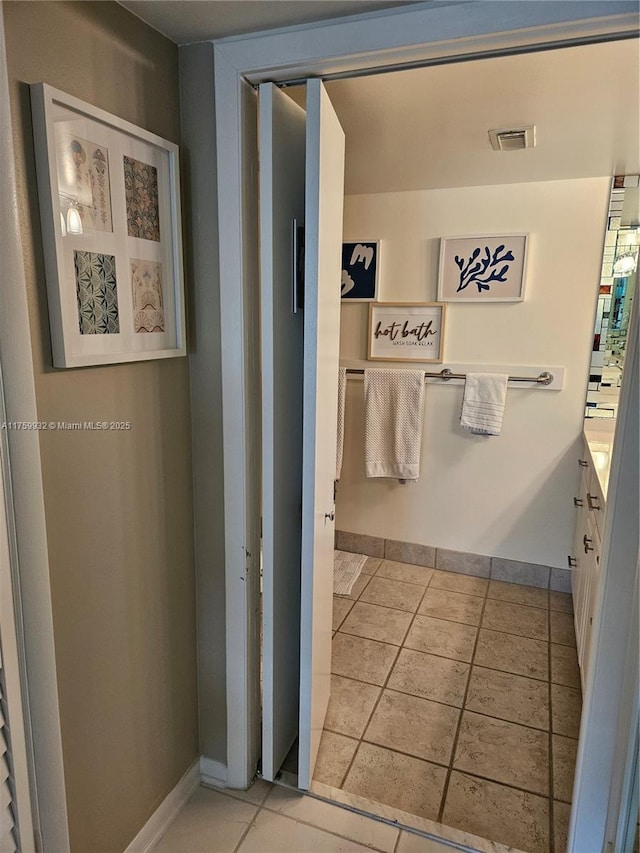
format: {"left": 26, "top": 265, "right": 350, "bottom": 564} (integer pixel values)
{"left": 124, "top": 760, "right": 201, "bottom": 853}
{"left": 199, "top": 756, "right": 228, "bottom": 788}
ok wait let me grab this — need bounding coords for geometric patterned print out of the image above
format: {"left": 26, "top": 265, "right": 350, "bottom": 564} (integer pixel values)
{"left": 123, "top": 156, "right": 160, "bottom": 242}
{"left": 74, "top": 251, "right": 119, "bottom": 335}
{"left": 130, "top": 259, "right": 165, "bottom": 333}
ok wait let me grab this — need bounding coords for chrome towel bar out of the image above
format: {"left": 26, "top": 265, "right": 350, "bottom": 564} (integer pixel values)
{"left": 345, "top": 368, "right": 554, "bottom": 385}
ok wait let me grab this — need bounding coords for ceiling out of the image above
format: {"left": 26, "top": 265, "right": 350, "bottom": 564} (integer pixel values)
{"left": 118, "top": 0, "right": 417, "bottom": 44}
{"left": 287, "top": 38, "right": 640, "bottom": 194}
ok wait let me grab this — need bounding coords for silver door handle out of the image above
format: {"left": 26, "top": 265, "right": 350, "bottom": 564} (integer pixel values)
{"left": 324, "top": 511, "right": 335, "bottom": 521}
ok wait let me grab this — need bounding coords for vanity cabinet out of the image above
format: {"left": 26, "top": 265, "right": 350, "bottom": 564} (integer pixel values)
{"left": 571, "top": 439, "right": 606, "bottom": 691}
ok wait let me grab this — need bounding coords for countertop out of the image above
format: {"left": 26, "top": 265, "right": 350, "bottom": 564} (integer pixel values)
{"left": 583, "top": 418, "right": 616, "bottom": 500}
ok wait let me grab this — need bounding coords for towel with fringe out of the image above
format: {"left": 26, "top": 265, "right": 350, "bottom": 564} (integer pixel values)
{"left": 364, "top": 368, "right": 425, "bottom": 480}
{"left": 460, "top": 372, "right": 508, "bottom": 435}
{"left": 336, "top": 367, "right": 347, "bottom": 479}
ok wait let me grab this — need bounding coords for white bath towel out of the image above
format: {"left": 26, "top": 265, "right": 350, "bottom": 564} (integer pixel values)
{"left": 336, "top": 367, "right": 347, "bottom": 480}
{"left": 460, "top": 373, "right": 509, "bottom": 436}
{"left": 364, "top": 368, "right": 425, "bottom": 480}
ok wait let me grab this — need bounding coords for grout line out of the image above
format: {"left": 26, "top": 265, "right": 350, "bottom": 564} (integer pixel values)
{"left": 547, "top": 598, "right": 555, "bottom": 853}
{"left": 230, "top": 801, "right": 263, "bottom": 853}
{"left": 437, "top": 577, "right": 490, "bottom": 824}
{"left": 259, "top": 793, "right": 398, "bottom": 852}
{"left": 332, "top": 577, "right": 432, "bottom": 791}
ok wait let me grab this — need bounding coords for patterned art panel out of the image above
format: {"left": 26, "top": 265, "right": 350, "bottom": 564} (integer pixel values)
{"left": 55, "top": 133, "right": 113, "bottom": 231}
{"left": 123, "top": 156, "right": 161, "bottom": 242}
{"left": 130, "top": 259, "right": 165, "bottom": 333}
{"left": 74, "top": 251, "right": 119, "bottom": 335}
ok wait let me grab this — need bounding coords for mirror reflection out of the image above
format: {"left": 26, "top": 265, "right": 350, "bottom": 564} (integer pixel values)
{"left": 586, "top": 178, "right": 639, "bottom": 419}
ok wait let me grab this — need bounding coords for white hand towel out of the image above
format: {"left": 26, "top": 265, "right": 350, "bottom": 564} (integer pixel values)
{"left": 460, "top": 373, "right": 508, "bottom": 436}
{"left": 364, "top": 368, "right": 425, "bottom": 480}
{"left": 336, "top": 367, "right": 347, "bottom": 480}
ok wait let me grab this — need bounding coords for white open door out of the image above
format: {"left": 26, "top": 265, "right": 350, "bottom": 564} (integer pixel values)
{"left": 259, "top": 83, "right": 306, "bottom": 781}
{"left": 259, "top": 79, "right": 345, "bottom": 787}
{"left": 298, "top": 79, "right": 345, "bottom": 789}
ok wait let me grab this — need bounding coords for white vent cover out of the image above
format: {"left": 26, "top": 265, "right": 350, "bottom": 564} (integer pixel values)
{"left": 489, "top": 126, "right": 536, "bottom": 151}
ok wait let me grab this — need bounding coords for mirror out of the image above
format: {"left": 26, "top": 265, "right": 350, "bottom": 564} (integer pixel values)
{"left": 586, "top": 176, "right": 639, "bottom": 419}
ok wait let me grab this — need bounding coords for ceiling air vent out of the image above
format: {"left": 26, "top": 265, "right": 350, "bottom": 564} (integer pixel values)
{"left": 488, "top": 126, "right": 536, "bottom": 152}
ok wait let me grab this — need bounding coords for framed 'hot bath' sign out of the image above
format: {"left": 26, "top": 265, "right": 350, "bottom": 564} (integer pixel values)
{"left": 368, "top": 302, "right": 446, "bottom": 363}
{"left": 438, "top": 233, "right": 529, "bottom": 303}
{"left": 30, "top": 83, "right": 186, "bottom": 368}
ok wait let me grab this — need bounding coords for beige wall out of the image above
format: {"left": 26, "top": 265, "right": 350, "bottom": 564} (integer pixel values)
{"left": 3, "top": 2, "right": 198, "bottom": 851}
{"left": 338, "top": 178, "right": 610, "bottom": 568}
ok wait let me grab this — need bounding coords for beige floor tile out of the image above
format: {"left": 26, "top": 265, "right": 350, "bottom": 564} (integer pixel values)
{"left": 376, "top": 560, "right": 433, "bottom": 586}
{"left": 488, "top": 580, "right": 549, "bottom": 609}
{"left": 550, "top": 591, "right": 573, "bottom": 613}
{"left": 340, "top": 601, "right": 413, "bottom": 645}
{"left": 453, "top": 711, "right": 549, "bottom": 795}
{"left": 364, "top": 689, "right": 459, "bottom": 765}
{"left": 465, "top": 666, "right": 549, "bottom": 730}
{"left": 332, "top": 633, "right": 398, "bottom": 686}
{"left": 388, "top": 648, "right": 469, "bottom": 707}
{"left": 429, "top": 570, "right": 488, "bottom": 596}
{"left": 553, "top": 734, "right": 578, "bottom": 803}
{"left": 155, "top": 786, "right": 258, "bottom": 853}
{"left": 474, "top": 628, "right": 548, "bottom": 681}
{"left": 263, "top": 785, "right": 399, "bottom": 853}
{"left": 442, "top": 772, "right": 549, "bottom": 853}
{"left": 325, "top": 675, "right": 381, "bottom": 739}
{"left": 333, "top": 597, "right": 355, "bottom": 631}
{"left": 554, "top": 801, "right": 571, "bottom": 853}
{"left": 418, "top": 588, "right": 484, "bottom": 626}
{"left": 313, "top": 731, "right": 358, "bottom": 787}
{"left": 551, "top": 642, "right": 581, "bottom": 689}
{"left": 404, "top": 615, "right": 477, "bottom": 663}
{"left": 361, "top": 557, "right": 382, "bottom": 575}
{"left": 396, "top": 833, "right": 460, "bottom": 852}
{"left": 237, "top": 809, "right": 378, "bottom": 853}
{"left": 551, "top": 684, "right": 582, "bottom": 738}
{"left": 550, "top": 610, "right": 577, "bottom": 647}
{"left": 482, "top": 599, "right": 548, "bottom": 641}
{"left": 343, "top": 742, "right": 447, "bottom": 821}
{"left": 360, "top": 576, "right": 425, "bottom": 612}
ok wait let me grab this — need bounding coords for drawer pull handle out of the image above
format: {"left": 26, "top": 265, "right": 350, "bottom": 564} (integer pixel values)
{"left": 573, "top": 497, "right": 583, "bottom": 507}
{"left": 583, "top": 534, "right": 594, "bottom": 554}
{"left": 587, "top": 492, "right": 601, "bottom": 511}
{"left": 567, "top": 556, "right": 577, "bottom": 568}
{"left": 578, "top": 458, "right": 589, "bottom": 468}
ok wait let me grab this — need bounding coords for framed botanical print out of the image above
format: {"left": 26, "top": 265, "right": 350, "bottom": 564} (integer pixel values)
{"left": 30, "top": 83, "right": 186, "bottom": 367}
{"left": 438, "top": 233, "right": 529, "bottom": 302}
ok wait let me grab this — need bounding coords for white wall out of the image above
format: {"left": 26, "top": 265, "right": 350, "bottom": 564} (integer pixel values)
{"left": 336, "top": 178, "right": 610, "bottom": 569}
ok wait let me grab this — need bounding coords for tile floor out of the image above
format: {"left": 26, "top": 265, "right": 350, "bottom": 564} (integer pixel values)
{"left": 154, "top": 779, "right": 457, "bottom": 853}
{"left": 317, "top": 557, "right": 582, "bottom": 853}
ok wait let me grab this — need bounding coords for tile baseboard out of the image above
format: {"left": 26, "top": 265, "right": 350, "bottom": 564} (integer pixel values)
{"left": 335, "top": 530, "right": 570, "bottom": 591}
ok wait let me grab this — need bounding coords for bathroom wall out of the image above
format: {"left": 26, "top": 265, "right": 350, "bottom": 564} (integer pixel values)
{"left": 337, "top": 177, "right": 610, "bottom": 569}
{"left": 3, "top": 2, "right": 198, "bottom": 850}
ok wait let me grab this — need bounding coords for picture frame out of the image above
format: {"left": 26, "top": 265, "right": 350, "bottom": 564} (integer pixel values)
{"left": 341, "top": 240, "right": 379, "bottom": 301}
{"left": 30, "top": 83, "right": 186, "bottom": 368}
{"left": 438, "top": 233, "right": 529, "bottom": 302}
{"left": 368, "top": 302, "right": 446, "bottom": 363}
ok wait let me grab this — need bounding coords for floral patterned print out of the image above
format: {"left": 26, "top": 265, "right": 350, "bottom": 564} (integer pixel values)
{"left": 130, "top": 259, "right": 165, "bottom": 333}
{"left": 74, "top": 251, "right": 119, "bottom": 334}
{"left": 123, "top": 156, "right": 160, "bottom": 242}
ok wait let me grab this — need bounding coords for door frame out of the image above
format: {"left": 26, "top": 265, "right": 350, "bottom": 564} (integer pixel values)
{"left": 211, "top": 0, "right": 639, "bottom": 797}
{"left": 0, "top": 8, "right": 70, "bottom": 850}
